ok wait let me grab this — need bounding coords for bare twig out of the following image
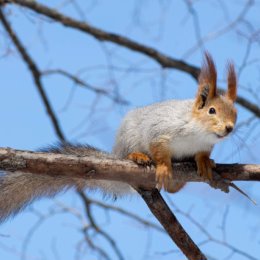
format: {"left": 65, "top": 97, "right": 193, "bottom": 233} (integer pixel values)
{"left": 1, "top": 0, "right": 260, "bottom": 119}
{"left": 42, "top": 69, "right": 128, "bottom": 105}
{"left": 85, "top": 197, "right": 164, "bottom": 233}
{"left": 78, "top": 191, "right": 124, "bottom": 260}
{"left": 164, "top": 197, "right": 258, "bottom": 260}
{"left": 0, "top": 8, "right": 66, "bottom": 141}
{"left": 182, "top": 0, "right": 253, "bottom": 58}
{"left": 0, "top": 0, "right": 200, "bottom": 78}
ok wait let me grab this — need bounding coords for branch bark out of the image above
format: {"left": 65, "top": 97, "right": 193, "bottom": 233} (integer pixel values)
{"left": 0, "top": 148, "right": 259, "bottom": 189}
{"left": 1, "top": 147, "right": 259, "bottom": 259}
{"left": 138, "top": 188, "right": 207, "bottom": 260}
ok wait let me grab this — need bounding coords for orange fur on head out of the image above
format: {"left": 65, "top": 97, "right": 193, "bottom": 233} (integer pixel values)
{"left": 226, "top": 62, "right": 237, "bottom": 102}
{"left": 195, "top": 52, "right": 217, "bottom": 109}
{"left": 193, "top": 53, "right": 237, "bottom": 138}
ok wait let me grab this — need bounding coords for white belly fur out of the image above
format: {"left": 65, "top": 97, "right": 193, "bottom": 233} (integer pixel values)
{"left": 170, "top": 133, "right": 217, "bottom": 159}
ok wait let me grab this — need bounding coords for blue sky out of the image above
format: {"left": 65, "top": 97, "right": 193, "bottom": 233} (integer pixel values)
{"left": 0, "top": 1, "right": 260, "bottom": 259}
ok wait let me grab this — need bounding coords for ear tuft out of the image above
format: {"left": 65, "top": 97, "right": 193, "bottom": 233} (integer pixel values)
{"left": 195, "top": 52, "right": 217, "bottom": 109}
{"left": 198, "top": 52, "right": 217, "bottom": 98}
{"left": 226, "top": 62, "right": 237, "bottom": 102}
{"left": 199, "top": 85, "right": 209, "bottom": 109}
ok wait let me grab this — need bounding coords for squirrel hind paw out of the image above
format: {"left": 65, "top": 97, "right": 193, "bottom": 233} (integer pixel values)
{"left": 196, "top": 157, "right": 215, "bottom": 181}
{"left": 166, "top": 182, "right": 186, "bottom": 193}
{"left": 155, "top": 164, "right": 173, "bottom": 191}
{"left": 195, "top": 152, "right": 216, "bottom": 181}
{"left": 126, "top": 152, "right": 153, "bottom": 167}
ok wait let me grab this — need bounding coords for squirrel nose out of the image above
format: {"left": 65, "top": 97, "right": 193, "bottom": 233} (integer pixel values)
{"left": 225, "top": 124, "right": 233, "bottom": 134}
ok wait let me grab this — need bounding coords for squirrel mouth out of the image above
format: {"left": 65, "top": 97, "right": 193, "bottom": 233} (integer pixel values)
{"left": 215, "top": 133, "right": 226, "bottom": 139}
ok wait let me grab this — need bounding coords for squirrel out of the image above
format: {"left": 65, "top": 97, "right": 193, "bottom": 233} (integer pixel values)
{"left": 114, "top": 52, "right": 237, "bottom": 192}
{"left": 0, "top": 52, "right": 237, "bottom": 222}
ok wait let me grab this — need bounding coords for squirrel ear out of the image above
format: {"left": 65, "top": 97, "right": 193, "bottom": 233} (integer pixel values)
{"left": 226, "top": 62, "right": 237, "bottom": 102}
{"left": 195, "top": 52, "right": 217, "bottom": 109}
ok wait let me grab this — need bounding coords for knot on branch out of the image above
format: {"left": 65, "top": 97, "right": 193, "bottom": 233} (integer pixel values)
{"left": 208, "top": 172, "right": 230, "bottom": 193}
{"left": 0, "top": 157, "right": 26, "bottom": 172}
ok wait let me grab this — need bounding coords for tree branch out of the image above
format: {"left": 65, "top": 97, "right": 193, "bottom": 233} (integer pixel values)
{"left": 1, "top": 2, "right": 259, "bottom": 258}
{"left": 1, "top": 147, "right": 259, "bottom": 259}
{"left": 137, "top": 188, "right": 207, "bottom": 260}
{"left": 0, "top": 7, "right": 66, "bottom": 141}
{"left": 0, "top": 148, "right": 259, "bottom": 189}
{"left": 1, "top": 0, "right": 260, "bottom": 118}
{"left": 42, "top": 69, "right": 128, "bottom": 105}
{"left": 0, "top": 0, "right": 199, "bottom": 78}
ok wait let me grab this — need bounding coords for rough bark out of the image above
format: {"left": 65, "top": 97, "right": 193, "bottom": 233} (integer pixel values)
{"left": 1, "top": 147, "right": 259, "bottom": 260}
{"left": 138, "top": 188, "right": 207, "bottom": 260}
{"left": 0, "top": 148, "right": 259, "bottom": 189}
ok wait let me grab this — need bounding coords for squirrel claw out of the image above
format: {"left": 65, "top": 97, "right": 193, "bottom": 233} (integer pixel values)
{"left": 195, "top": 152, "right": 215, "bottom": 181}
{"left": 210, "top": 159, "right": 216, "bottom": 168}
{"left": 127, "top": 152, "right": 153, "bottom": 167}
{"left": 196, "top": 156, "right": 215, "bottom": 181}
{"left": 155, "top": 164, "right": 173, "bottom": 191}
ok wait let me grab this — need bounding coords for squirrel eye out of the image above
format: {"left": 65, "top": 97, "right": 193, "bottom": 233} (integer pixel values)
{"left": 209, "top": 107, "right": 216, "bottom": 114}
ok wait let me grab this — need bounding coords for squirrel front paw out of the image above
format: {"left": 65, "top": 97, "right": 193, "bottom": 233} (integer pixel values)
{"left": 155, "top": 164, "right": 173, "bottom": 191}
{"left": 126, "top": 152, "right": 153, "bottom": 167}
{"left": 195, "top": 152, "right": 216, "bottom": 180}
{"left": 127, "top": 152, "right": 179, "bottom": 192}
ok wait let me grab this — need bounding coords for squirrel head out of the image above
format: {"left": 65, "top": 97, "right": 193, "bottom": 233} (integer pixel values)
{"left": 193, "top": 52, "right": 237, "bottom": 140}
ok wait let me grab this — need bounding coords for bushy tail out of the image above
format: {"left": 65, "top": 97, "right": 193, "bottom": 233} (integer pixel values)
{"left": 0, "top": 171, "right": 80, "bottom": 222}
{"left": 0, "top": 143, "right": 134, "bottom": 222}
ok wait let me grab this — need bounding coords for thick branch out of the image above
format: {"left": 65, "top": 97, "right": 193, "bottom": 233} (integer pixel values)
{"left": 138, "top": 189, "right": 207, "bottom": 260}
{"left": 0, "top": 148, "right": 259, "bottom": 189}
{"left": 1, "top": 148, "right": 259, "bottom": 259}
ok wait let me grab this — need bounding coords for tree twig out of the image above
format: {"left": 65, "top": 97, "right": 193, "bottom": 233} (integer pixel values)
{"left": 83, "top": 197, "right": 165, "bottom": 233}
{"left": 0, "top": 8, "right": 66, "bottom": 141}
{"left": 78, "top": 191, "right": 124, "bottom": 260}
{"left": 0, "top": 0, "right": 199, "bottom": 78}
{"left": 42, "top": 69, "right": 128, "bottom": 105}
{"left": 1, "top": 0, "right": 260, "bottom": 118}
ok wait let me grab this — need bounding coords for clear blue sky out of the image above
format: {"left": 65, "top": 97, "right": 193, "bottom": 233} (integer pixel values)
{"left": 0, "top": 1, "right": 259, "bottom": 259}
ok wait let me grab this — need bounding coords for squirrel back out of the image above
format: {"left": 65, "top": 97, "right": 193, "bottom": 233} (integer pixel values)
{"left": 113, "top": 99, "right": 210, "bottom": 160}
